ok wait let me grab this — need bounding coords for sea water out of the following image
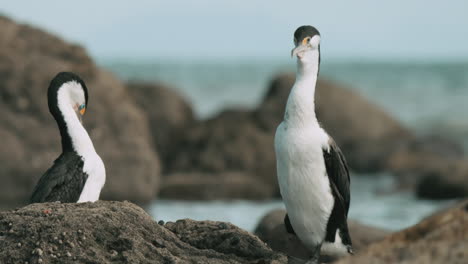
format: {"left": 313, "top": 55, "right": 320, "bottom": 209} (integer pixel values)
{"left": 102, "top": 59, "right": 464, "bottom": 231}
{"left": 147, "top": 173, "right": 453, "bottom": 232}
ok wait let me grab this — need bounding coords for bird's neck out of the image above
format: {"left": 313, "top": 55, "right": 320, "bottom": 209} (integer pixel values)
{"left": 56, "top": 89, "right": 96, "bottom": 156}
{"left": 284, "top": 50, "right": 320, "bottom": 127}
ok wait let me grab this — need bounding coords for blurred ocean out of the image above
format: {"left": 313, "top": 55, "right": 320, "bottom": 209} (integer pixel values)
{"left": 102, "top": 59, "right": 466, "bottom": 231}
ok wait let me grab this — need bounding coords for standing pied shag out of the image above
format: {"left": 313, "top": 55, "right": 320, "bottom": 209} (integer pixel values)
{"left": 274, "top": 26, "right": 353, "bottom": 263}
{"left": 30, "top": 72, "right": 106, "bottom": 203}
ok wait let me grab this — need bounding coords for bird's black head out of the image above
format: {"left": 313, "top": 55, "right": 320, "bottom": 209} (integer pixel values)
{"left": 294, "top": 25, "right": 320, "bottom": 46}
{"left": 292, "top": 25, "right": 321, "bottom": 59}
{"left": 48, "top": 72, "right": 89, "bottom": 121}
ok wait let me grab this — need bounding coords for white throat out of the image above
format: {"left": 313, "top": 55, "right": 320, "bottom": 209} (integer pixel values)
{"left": 57, "top": 85, "right": 96, "bottom": 157}
{"left": 284, "top": 49, "right": 320, "bottom": 126}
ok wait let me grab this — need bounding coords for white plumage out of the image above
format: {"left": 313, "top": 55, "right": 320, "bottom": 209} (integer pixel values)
{"left": 57, "top": 81, "right": 106, "bottom": 202}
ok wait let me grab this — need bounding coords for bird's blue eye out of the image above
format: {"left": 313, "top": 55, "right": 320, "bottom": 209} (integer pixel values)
{"left": 79, "top": 104, "right": 86, "bottom": 110}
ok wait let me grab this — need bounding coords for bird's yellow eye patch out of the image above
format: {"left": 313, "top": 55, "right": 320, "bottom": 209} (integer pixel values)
{"left": 78, "top": 104, "right": 86, "bottom": 115}
{"left": 302, "top": 37, "right": 311, "bottom": 45}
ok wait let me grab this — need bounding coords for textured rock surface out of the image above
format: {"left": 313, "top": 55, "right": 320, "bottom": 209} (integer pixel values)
{"left": 0, "top": 16, "right": 160, "bottom": 207}
{"left": 127, "top": 81, "right": 194, "bottom": 168}
{"left": 0, "top": 201, "right": 288, "bottom": 264}
{"left": 335, "top": 199, "right": 468, "bottom": 264}
{"left": 254, "top": 209, "right": 389, "bottom": 261}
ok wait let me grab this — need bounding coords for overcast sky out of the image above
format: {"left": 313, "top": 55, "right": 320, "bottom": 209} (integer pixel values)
{"left": 2, "top": 1, "right": 468, "bottom": 61}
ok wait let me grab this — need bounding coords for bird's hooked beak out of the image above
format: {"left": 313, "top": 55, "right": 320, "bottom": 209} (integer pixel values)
{"left": 291, "top": 37, "right": 313, "bottom": 58}
{"left": 291, "top": 43, "right": 310, "bottom": 58}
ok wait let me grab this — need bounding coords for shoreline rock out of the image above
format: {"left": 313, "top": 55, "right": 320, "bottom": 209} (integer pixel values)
{"left": 335, "top": 199, "right": 468, "bottom": 264}
{"left": 0, "top": 201, "right": 288, "bottom": 264}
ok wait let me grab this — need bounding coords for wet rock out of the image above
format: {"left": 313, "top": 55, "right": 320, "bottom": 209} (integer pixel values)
{"left": 127, "top": 81, "right": 194, "bottom": 168}
{"left": 0, "top": 201, "right": 287, "bottom": 264}
{"left": 254, "top": 209, "right": 389, "bottom": 261}
{"left": 159, "top": 171, "right": 275, "bottom": 200}
{"left": 335, "top": 199, "right": 468, "bottom": 264}
{"left": 0, "top": 15, "right": 160, "bottom": 207}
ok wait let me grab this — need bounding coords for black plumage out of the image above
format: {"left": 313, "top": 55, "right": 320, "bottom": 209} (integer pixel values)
{"left": 284, "top": 213, "right": 296, "bottom": 235}
{"left": 30, "top": 152, "right": 88, "bottom": 203}
{"left": 323, "top": 139, "right": 353, "bottom": 251}
{"left": 294, "top": 25, "right": 320, "bottom": 45}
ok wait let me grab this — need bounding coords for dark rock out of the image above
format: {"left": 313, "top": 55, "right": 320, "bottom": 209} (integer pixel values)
{"left": 254, "top": 209, "right": 389, "bottom": 261}
{"left": 127, "top": 81, "right": 194, "bottom": 168}
{"left": 415, "top": 159, "right": 468, "bottom": 199}
{"left": 335, "top": 199, "right": 468, "bottom": 264}
{"left": 0, "top": 201, "right": 287, "bottom": 264}
{"left": 159, "top": 172, "right": 275, "bottom": 200}
{"left": 0, "top": 15, "right": 160, "bottom": 208}
{"left": 167, "top": 109, "right": 279, "bottom": 196}
{"left": 386, "top": 135, "right": 468, "bottom": 199}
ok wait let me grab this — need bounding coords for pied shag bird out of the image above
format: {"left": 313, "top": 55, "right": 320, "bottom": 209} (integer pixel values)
{"left": 30, "top": 72, "right": 105, "bottom": 203}
{"left": 274, "top": 26, "right": 353, "bottom": 263}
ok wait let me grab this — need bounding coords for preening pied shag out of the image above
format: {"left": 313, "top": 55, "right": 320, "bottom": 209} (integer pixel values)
{"left": 30, "top": 72, "right": 105, "bottom": 204}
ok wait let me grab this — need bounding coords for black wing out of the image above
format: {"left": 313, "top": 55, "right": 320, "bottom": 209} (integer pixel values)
{"left": 30, "top": 152, "right": 88, "bottom": 203}
{"left": 323, "top": 138, "right": 352, "bottom": 245}
{"left": 284, "top": 214, "right": 296, "bottom": 235}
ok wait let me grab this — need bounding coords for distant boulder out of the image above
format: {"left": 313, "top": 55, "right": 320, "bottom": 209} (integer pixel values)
{"left": 127, "top": 81, "right": 194, "bottom": 168}
{"left": 166, "top": 109, "right": 279, "bottom": 196}
{"left": 0, "top": 16, "right": 160, "bottom": 207}
{"left": 415, "top": 159, "right": 468, "bottom": 199}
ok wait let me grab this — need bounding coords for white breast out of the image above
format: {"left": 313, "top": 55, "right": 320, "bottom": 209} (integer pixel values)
{"left": 77, "top": 153, "right": 106, "bottom": 202}
{"left": 275, "top": 121, "right": 334, "bottom": 248}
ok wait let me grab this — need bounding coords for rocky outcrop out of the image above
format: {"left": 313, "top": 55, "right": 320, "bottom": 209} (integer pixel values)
{"left": 127, "top": 82, "right": 194, "bottom": 168}
{"left": 335, "top": 199, "right": 468, "bottom": 264}
{"left": 159, "top": 171, "right": 276, "bottom": 200}
{"left": 0, "top": 16, "right": 160, "bottom": 208}
{"left": 166, "top": 109, "right": 280, "bottom": 197}
{"left": 387, "top": 136, "right": 468, "bottom": 199}
{"left": 415, "top": 159, "right": 468, "bottom": 199}
{"left": 254, "top": 209, "right": 389, "bottom": 261}
{"left": 0, "top": 201, "right": 287, "bottom": 264}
